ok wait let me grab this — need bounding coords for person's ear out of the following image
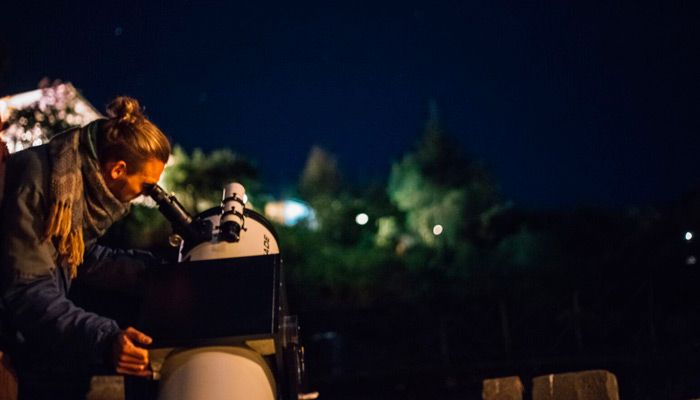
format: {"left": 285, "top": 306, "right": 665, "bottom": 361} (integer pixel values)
{"left": 109, "top": 160, "right": 128, "bottom": 180}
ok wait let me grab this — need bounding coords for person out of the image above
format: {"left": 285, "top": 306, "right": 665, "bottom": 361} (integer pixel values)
{"left": 0, "top": 132, "right": 7, "bottom": 202}
{"left": 0, "top": 96, "right": 171, "bottom": 399}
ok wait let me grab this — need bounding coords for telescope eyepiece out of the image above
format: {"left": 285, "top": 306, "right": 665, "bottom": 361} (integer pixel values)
{"left": 147, "top": 184, "right": 212, "bottom": 247}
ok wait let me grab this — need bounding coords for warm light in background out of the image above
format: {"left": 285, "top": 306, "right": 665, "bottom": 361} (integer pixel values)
{"left": 433, "top": 224, "right": 443, "bottom": 236}
{"left": 355, "top": 213, "right": 369, "bottom": 226}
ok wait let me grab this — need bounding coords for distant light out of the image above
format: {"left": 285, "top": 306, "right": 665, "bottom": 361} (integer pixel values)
{"left": 686, "top": 232, "right": 694, "bottom": 241}
{"left": 433, "top": 224, "right": 443, "bottom": 236}
{"left": 284, "top": 200, "right": 310, "bottom": 225}
{"left": 687, "top": 256, "right": 697, "bottom": 266}
{"left": 355, "top": 213, "right": 369, "bottom": 225}
{"left": 264, "top": 199, "right": 316, "bottom": 227}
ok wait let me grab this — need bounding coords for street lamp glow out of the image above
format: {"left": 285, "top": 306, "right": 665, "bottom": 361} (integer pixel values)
{"left": 433, "top": 224, "right": 443, "bottom": 236}
{"left": 355, "top": 213, "right": 369, "bottom": 226}
{"left": 284, "top": 201, "right": 310, "bottom": 224}
{"left": 686, "top": 231, "right": 693, "bottom": 241}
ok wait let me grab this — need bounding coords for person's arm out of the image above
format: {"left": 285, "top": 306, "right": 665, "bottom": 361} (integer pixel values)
{"left": 0, "top": 183, "right": 122, "bottom": 366}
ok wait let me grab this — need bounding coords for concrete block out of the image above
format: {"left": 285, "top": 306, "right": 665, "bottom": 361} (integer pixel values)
{"left": 532, "top": 370, "right": 619, "bottom": 400}
{"left": 483, "top": 376, "right": 524, "bottom": 400}
{"left": 86, "top": 375, "right": 124, "bottom": 400}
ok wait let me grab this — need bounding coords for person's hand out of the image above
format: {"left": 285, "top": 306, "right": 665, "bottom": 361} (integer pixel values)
{"left": 112, "top": 326, "right": 153, "bottom": 377}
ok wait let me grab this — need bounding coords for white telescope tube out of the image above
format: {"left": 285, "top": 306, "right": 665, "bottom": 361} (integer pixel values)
{"left": 157, "top": 346, "right": 276, "bottom": 400}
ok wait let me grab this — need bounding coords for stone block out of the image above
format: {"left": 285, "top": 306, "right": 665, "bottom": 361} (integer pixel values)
{"left": 86, "top": 375, "right": 124, "bottom": 400}
{"left": 532, "top": 370, "right": 619, "bottom": 400}
{"left": 483, "top": 376, "right": 524, "bottom": 400}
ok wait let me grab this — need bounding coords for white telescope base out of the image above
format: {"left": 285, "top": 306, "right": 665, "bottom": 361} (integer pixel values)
{"left": 157, "top": 346, "right": 276, "bottom": 400}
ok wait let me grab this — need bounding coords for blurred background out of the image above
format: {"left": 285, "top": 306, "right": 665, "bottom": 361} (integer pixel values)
{"left": 1, "top": 1, "right": 699, "bottom": 398}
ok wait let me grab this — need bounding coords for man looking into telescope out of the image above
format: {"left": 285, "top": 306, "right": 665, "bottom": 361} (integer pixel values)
{"left": 0, "top": 96, "right": 170, "bottom": 399}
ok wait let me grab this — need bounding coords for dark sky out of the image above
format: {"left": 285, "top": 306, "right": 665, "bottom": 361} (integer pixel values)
{"left": 1, "top": 1, "right": 698, "bottom": 209}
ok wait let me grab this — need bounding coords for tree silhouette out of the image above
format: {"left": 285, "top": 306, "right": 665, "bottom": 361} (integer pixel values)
{"left": 388, "top": 107, "right": 500, "bottom": 251}
{"left": 299, "top": 146, "right": 341, "bottom": 200}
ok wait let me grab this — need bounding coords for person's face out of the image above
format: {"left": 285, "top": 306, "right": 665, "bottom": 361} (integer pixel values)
{"left": 103, "top": 158, "right": 165, "bottom": 202}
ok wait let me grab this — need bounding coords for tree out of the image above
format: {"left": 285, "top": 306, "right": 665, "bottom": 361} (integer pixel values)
{"left": 299, "top": 146, "right": 341, "bottom": 200}
{"left": 297, "top": 146, "right": 346, "bottom": 237}
{"left": 281, "top": 146, "right": 410, "bottom": 307}
{"left": 1, "top": 81, "right": 100, "bottom": 152}
{"left": 388, "top": 108, "right": 500, "bottom": 251}
{"left": 161, "top": 146, "right": 260, "bottom": 214}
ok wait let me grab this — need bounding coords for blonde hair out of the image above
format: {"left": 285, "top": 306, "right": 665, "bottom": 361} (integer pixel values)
{"left": 98, "top": 96, "right": 171, "bottom": 172}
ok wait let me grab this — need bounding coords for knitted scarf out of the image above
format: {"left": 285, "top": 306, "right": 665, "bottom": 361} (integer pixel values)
{"left": 44, "top": 120, "right": 130, "bottom": 278}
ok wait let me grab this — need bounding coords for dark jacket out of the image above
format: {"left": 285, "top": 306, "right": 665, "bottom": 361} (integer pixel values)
{"left": 0, "top": 140, "right": 7, "bottom": 206}
{"left": 0, "top": 143, "right": 154, "bottom": 373}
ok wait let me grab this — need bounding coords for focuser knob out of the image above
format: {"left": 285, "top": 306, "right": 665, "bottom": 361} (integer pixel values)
{"left": 168, "top": 234, "right": 183, "bottom": 248}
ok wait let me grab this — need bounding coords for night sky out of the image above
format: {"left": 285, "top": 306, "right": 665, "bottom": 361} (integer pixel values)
{"left": 1, "top": 1, "right": 698, "bottom": 209}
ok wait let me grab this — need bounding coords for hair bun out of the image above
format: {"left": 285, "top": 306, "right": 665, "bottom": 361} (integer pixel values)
{"left": 106, "top": 96, "right": 143, "bottom": 123}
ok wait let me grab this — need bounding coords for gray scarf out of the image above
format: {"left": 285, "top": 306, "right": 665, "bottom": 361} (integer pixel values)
{"left": 44, "top": 120, "right": 130, "bottom": 278}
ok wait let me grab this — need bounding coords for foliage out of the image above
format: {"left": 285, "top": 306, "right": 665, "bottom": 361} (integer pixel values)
{"left": 2, "top": 81, "right": 100, "bottom": 152}
{"left": 279, "top": 223, "right": 408, "bottom": 308}
{"left": 280, "top": 147, "right": 410, "bottom": 307}
{"left": 491, "top": 226, "right": 554, "bottom": 271}
{"left": 389, "top": 120, "right": 500, "bottom": 248}
{"left": 281, "top": 112, "right": 561, "bottom": 307}
{"left": 162, "top": 146, "right": 260, "bottom": 214}
{"left": 299, "top": 146, "right": 341, "bottom": 200}
{"left": 387, "top": 113, "right": 501, "bottom": 278}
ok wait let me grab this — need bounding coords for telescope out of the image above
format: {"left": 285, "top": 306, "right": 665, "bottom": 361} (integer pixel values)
{"left": 141, "top": 183, "right": 317, "bottom": 400}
